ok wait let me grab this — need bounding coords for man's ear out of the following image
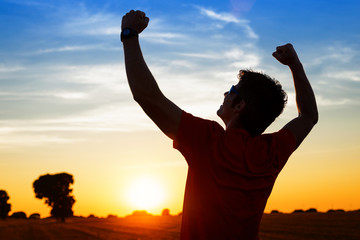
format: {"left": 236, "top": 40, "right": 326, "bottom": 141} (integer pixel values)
{"left": 234, "top": 100, "right": 246, "bottom": 114}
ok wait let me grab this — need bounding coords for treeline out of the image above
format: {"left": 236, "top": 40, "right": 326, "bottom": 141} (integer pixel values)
{"left": 88, "top": 209, "right": 179, "bottom": 219}
{"left": 270, "top": 208, "right": 360, "bottom": 214}
{"left": 1, "top": 172, "right": 75, "bottom": 222}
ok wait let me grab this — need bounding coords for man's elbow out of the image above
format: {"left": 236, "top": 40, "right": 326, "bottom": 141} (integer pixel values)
{"left": 302, "top": 111, "right": 319, "bottom": 126}
{"left": 132, "top": 94, "right": 143, "bottom": 104}
{"left": 313, "top": 113, "right": 319, "bottom": 125}
{"left": 132, "top": 91, "right": 149, "bottom": 104}
{"left": 299, "top": 110, "right": 319, "bottom": 127}
{"left": 312, "top": 108, "right": 319, "bottom": 125}
{"left": 132, "top": 93, "right": 159, "bottom": 110}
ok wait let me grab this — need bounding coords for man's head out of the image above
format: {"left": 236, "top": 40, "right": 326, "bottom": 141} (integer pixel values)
{"left": 217, "top": 70, "right": 287, "bottom": 136}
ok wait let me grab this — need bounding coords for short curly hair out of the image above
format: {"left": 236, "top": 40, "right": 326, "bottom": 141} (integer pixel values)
{"left": 232, "top": 70, "right": 287, "bottom": 136}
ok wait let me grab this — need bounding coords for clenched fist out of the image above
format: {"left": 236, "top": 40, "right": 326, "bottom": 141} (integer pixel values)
{"left": 122, "top": 10, "right": 149, "bottom": 34}
{"left": 272, "top": 43, "right": 301, "bottom": 67}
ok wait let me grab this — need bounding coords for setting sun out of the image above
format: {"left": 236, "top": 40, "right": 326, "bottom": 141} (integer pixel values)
{"left": 127, "top": 177, "right": 165, "bottom": 211}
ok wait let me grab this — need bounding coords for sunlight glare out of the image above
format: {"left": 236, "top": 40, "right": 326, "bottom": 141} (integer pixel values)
{"left": 127, "top": 177, "right": 165, "bottom": 211}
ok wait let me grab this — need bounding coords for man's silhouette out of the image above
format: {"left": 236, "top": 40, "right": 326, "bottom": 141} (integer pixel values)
{"left": 121, "top": 10, "right": 318, "bottom": 240}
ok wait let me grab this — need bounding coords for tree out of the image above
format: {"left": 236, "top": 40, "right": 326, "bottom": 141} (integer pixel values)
{"left": 29, "top": 213, "right": 41, "bottom": 219}
{"left": 33, "top": 173, "right": 75, "bottom": 222}
{"left": 10, "top": 211, "right": 26, "bottom": 219}
{"left": 161, "top": 208, "right": 170, "bottom": 216}
{"left": 0, "top": 190, "right": 11, "bottom": 220}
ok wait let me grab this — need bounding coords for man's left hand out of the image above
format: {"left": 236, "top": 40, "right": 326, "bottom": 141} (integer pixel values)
{"left": 121, "top": 10, "right": 149, "bottom": 34}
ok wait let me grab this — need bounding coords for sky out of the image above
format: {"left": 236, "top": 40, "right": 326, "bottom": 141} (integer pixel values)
{"left": 0, "top": 0, "right": 360, "bottom": 218}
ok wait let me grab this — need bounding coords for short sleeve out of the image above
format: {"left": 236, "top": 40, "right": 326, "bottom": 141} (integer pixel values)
{"left": 270, "top": 128, "right": 297, "bottom": 171}
{"left": 173, "top": 111, "right": 223, "bottom": 167}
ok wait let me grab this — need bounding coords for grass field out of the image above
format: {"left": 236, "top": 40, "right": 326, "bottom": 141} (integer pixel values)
{"left": 1, "top": 212, "right": 359, "bottom": 240}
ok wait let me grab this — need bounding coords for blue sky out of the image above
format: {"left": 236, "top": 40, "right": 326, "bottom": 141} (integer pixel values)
{"left": 1, "top": 0, "right": 360, "bottom": 216}
{"left": 1, "top": 0, "right": 359, "bottom": 136}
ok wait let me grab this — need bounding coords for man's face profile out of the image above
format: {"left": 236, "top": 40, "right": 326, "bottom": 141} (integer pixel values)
{"left": 217, "top": 83, "right": 241, "bottom": 124}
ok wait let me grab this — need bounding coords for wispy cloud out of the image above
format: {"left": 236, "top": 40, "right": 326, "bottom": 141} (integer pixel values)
{"left": 0, "top": 134, "right": 85, "bottom": 149}
{"left": 60, "top": 7, "right": 120, "bottom": 37}
{"left": 177, "top": 46, "right": 261, "bottom": 68}
{"left": 142, "top": 32, "right": 186, "bottom": 45}
{"left": 0, "top": 91, "right": 89, "bottom": 100}
{"left": 0, "top": 64, "right": 25, "bottom": 73}
{"left": 309, "top": 45, "right": 357, "bottom": 66}
{"left": 33, "top": 45, "right": 102, "bottom": 54}
{"left": 2, "top": 0, "right": 54, "bottom": 8}
{"left": 53, "top": 92, "right": 89, "bottom": 100}
{"left": 198, "top": 7, "right": 246, "bottom": 23}
{"left": 195, "top": 6, "right": 258, "bottom": 39}
{"left": 325, "top": 70, "right": 360, "bottom": 82}
{"left": 316, "top": 95, "right": 352, "bottom": 107}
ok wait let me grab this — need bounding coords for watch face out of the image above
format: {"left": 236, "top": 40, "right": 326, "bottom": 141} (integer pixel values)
{"left": 123, "top": 28, "right": 131, "bottom": 36}
{"left": 121, "top": 28, "right": 138, "bottom": 41}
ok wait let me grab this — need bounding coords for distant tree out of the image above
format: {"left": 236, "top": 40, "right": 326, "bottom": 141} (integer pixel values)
{"left": 0, "top": 190, "right": 11, "bottom": 220}
{"left": 327, "top": 209, "right": 345, "bottom": 213}
{"left": 292, "top": 209, "right": 305, "bottom": 214}
{"left": 270, "top": 210, "right": 281, "bottom": 214}
{"left": 33, "top": 172, "right": 75, "bottom": 222}
{"left": 161, "top": 208, "right": 170, "bottom": 216}
{"left": 305, "top": 208, "right": 318, "bottom": 213}
{"left": 29, "top": 213, "right": 41, "bottom": 219}
{"left": 10, "top": 211, "right": 27, "bottom": 219}
{"left": 130, "top": 210, "right": 151, "bottom": 217}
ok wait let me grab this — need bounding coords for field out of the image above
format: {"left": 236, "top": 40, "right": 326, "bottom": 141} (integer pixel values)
{"left": 1, "top": 212, "right": 359, "bottom": 240}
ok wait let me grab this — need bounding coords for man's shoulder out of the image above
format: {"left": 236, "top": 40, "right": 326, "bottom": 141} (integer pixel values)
{"left": 181, "top": 111, "right": 224, "bottom": 131}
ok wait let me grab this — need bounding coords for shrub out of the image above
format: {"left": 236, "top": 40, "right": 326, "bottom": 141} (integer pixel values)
{"left": 29, "top": 213, "right": 40, "bottom": 219}
{"left": 292, "top": 209, "right": 305, "bottom": 214}
{"left": 10, "top": 212, "right": 27, "bottom": 219}
{"left": 270, "top": 210, "right": 281, "bottom": 214}
{"left": 305, "top": 208, "right": 318, "bottom": 213}
{"left": 161, "top": 208, "right": 170, "bottom": 216}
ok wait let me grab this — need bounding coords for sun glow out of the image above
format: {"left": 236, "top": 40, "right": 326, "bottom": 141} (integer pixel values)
{"left": 127, "top": 177, "right": 165, "bottom": 211}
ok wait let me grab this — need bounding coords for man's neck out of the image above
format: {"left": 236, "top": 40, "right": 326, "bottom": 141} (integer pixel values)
{"left": 225, "top": 116, "right": 245, "bottom": 130}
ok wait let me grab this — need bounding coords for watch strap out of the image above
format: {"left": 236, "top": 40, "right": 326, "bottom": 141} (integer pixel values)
{"left": 121, "top": 28, "right": 139, "bottom": 42}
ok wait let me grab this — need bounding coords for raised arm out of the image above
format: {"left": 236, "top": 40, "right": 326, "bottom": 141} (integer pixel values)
{"left": 272, "top": 43, "right": 318, "bottom": 148}
{"left": 121, "top": 10, "right": 182, "bottom": 140}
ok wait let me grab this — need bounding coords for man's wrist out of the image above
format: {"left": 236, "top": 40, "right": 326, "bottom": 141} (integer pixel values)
{"left": 121, "top": 28, "right": 139, "bottom": 42}
{"left": 288, "top": 61, "right": 303, "bottom": 70}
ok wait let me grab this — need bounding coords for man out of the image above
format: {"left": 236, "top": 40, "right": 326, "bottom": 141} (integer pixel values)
{"left": 121, "top": 10, "right": 318, "bottom": 240}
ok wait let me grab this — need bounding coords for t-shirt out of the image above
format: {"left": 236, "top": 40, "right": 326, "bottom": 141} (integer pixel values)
{"left": 173, "top": 111, "right": 296, "bottom": 240}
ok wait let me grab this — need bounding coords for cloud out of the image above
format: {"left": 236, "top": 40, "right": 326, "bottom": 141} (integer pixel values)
{"left": 198, "top": 7, "right": 245, "bottom": 23}
{"left": 2, "top": 0, "right": 54, "bottom": 8}
{"left": 56, "top": 4, "right": 120, "bottom": 37}
{"left": 142, "top": 32, "right": 186, "bottom": 45}
{"left": 325, "top": 70, "right": 360, "bottom": 82}
{"left": 0, "top": 135, "right": 84, "bottom": 148}
{"left": 195, "top": 6, "right": 258, "bottom": 39}
{"left": 33, "top": 45, "right": 102, "bottom": 54}
{"left": 316, "top": 95, "right": 352, "bottom": 107}
{"left": 0, "top": 64, "right": 25, "bottom": 73}
{"left": 53, "top": 92, "right": 89, "bottom": 100}
{"left": 0, "top": 91, "right": 89, "bottom": 100}
{"left": 40, "top": 64, "right": 126, "bottom": 90}
{"left": 309, "top": 45, "right": 357, "bottom": 66}
{"left": 176, "top": 46, "right": 261, "bottom": 68}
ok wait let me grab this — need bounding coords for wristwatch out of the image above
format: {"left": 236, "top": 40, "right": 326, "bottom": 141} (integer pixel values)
{"left": 121, "top": 28, "right": 138, "bottom": 42}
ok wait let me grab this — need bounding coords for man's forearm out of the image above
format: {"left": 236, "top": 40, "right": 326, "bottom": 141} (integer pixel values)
{"left": 123, "top": 37, "right": 162, "bottom": 103}
{"left": 289, "top": 62, "right": 318, "bottom": 124}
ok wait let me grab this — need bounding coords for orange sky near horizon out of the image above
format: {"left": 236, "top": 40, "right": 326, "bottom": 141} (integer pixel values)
{"left": 1, "top": 105, "right": 360, "bottom": 218}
